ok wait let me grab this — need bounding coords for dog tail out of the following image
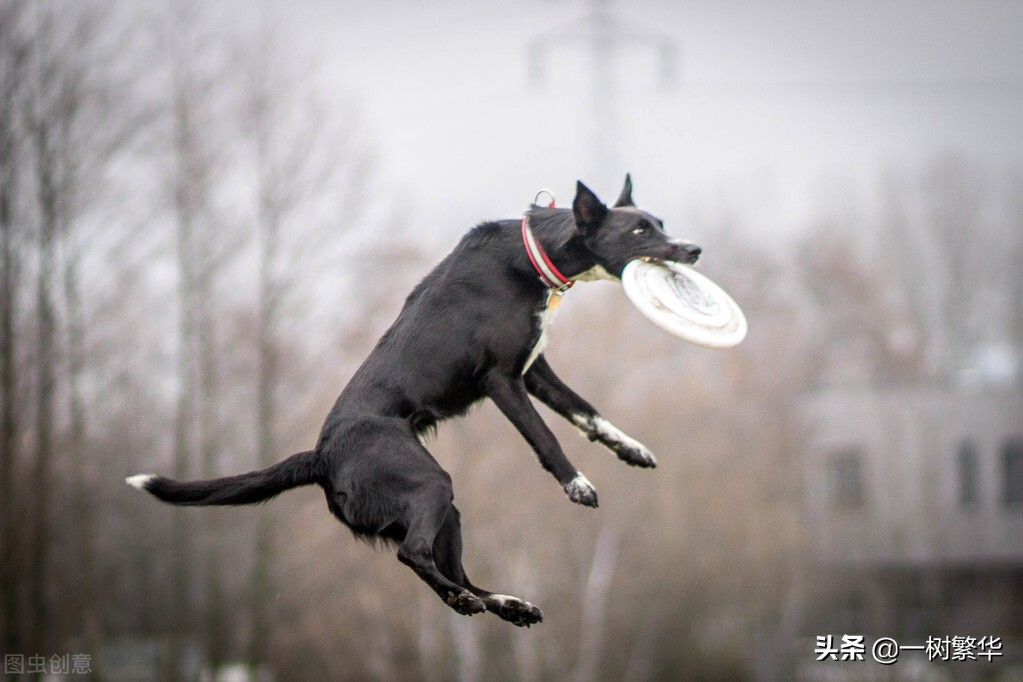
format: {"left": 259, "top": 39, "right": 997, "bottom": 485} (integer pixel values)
{"left": 126, "top": 450, "right": 321, "bottom": 506}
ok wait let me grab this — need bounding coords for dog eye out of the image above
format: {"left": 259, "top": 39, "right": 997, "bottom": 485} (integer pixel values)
{"left": 632, "top": 226, "right": 649, "bottom": 235}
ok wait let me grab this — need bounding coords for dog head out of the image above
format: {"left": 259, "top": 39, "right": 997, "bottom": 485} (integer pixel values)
{"left": 572, "top": 175, "right": 700, "bottom": 280}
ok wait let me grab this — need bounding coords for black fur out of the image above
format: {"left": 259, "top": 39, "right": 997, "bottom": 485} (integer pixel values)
{"left": 129, "top": 177, "right": 699, "bottom": 626}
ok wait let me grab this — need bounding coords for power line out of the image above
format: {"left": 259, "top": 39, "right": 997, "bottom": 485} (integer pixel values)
{"left": 527, "top": 0, "right": 679, "bottom": 184}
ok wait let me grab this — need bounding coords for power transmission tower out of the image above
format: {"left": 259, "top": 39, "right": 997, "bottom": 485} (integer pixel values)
{"left": 528, "top": 0, "right": 679, "bottom": 187}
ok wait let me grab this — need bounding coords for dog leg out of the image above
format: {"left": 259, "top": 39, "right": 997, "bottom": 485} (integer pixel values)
{"left": 399, "top": 527, "right": 486, "bottom": 616}
{"left": 395, "top": 474, "right": 486, "bottom": 616}
{"left": 432, "top": 506, "right": 543, "bottom": 627}
{"left": 524, "top": 355, "right": 656, "bottom": 468}
{"left": 483, "top": 370, "right": 598, "bottom": 507}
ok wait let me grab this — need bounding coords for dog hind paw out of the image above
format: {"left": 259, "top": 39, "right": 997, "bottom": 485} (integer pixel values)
{"left": 446, "top": 590, "right": 487, "bottom": 616}
{"left": 485, "top": 594, "right": 544, "bottom": 627}
{"left": 564, "top": 473, "right": 599, "bottom": 508}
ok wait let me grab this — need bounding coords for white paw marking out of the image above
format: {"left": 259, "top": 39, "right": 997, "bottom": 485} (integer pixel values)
{"left": 487, "top": 593, "right": 539, "bottom": 611}
{"left": 570, "top": 412, "right": 591, "bottom": 433}
{"left": 125, "top": 474, "right": 155, "bottom": 490}
{"left": 568, "top": 472, "right": 593, "bottom": 490}
{"left": 593, "top": 417, "right": 652, "bottom": 456}
{"left": 487, "top": 594, "right": 520, "bottom": 606}
{"left": 571, "top": 414, "right": 657, "bottom": 466}
{"left": 565, "top": 472, "right": 598, "bottom": 506}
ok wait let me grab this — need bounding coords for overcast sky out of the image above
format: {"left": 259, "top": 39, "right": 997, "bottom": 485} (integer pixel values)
{"left": 248, "top": 0, "right": 1023, "bottom": 240}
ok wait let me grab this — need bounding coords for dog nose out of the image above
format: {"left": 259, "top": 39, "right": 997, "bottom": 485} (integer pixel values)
{"left": 683, "top": 243, "right": 701, "bottom": 262}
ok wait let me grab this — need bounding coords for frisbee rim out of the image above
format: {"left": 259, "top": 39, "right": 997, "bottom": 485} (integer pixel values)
{"left": 621, "top": 259, "right": 748, "bottom": 348}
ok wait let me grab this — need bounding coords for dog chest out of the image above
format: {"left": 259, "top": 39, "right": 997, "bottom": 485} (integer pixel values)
{"left": 522, "top": 292, "right": 561, "bottom": 374}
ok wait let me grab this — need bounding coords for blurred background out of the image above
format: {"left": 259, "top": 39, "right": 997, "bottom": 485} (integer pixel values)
{"left": 1, "top": 0, "right": 1021, "bottom": 679}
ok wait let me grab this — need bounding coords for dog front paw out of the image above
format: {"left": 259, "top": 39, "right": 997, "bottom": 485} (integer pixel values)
{"left": 614, "top": 442, "right": 657, "bottom": 468}
{"left": 581, "top": 416, "right": 657, "bottom": 469}
{"left": 564, "top": 473, "right": 599, "bottom": 508}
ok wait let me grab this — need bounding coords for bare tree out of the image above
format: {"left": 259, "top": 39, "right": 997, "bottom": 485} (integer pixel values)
{"left": 235, "top": 24, "right": 377, "bottom": 667}
{"left": 25, "top": 5, "right": 60, "bottom": 651}
{"left": 880, "top": 156, "right": 1016, "bottom": 378}
{"left": 156, "top": 1, "right": 234, "bottom": 661}
{"left": 58, "top": 8, "right": 144, "bottom": 655}
{"left": 797, "top": 225, "right": 928, "bottom": 385}
{"left": 241, "top": 31, "right": 297, "bottom": 668}
{"left": 0, "top": 0, "right": 30, "bottom": 656}
{"left": 573, "top": 522, "right": 618, "bottom": 682}
{"left": 7, "top": 0, "right": 144, "bottom": 652}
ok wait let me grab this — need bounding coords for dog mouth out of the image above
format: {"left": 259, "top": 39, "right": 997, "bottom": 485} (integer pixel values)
{"left": 634, "top": 241, "right": 701, "bottom": 267}
{"left": 640, "top": 251, "right": 700, "bottom": 267}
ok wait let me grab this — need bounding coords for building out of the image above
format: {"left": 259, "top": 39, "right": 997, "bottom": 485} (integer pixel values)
{"left": 797, "top": 385, "right": 1023, "bottom": 675}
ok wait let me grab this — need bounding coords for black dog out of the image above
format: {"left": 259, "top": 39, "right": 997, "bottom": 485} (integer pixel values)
{"left": 127, "top": 176, "right": 700, "bottom": 626}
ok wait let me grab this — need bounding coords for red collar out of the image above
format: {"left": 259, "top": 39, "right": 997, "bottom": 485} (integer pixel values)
{"left": 521, "top": 216, "right": 574, "bottom": 295}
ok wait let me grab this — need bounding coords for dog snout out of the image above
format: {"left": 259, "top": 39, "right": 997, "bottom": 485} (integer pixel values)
{"left": 669, "top": 240, "right": 701, "bottom": 264}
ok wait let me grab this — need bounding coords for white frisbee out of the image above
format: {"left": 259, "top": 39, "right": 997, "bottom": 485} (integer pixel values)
{"left": 621, "top": 259, "right": 748, "bottom": 348}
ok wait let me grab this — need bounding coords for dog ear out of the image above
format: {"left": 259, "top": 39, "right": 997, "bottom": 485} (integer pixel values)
{"left": 573, "top": 181, "right": 608, "bottom": 230}
{"left": 613, "top": 173, "right": 634, "bottom": 208}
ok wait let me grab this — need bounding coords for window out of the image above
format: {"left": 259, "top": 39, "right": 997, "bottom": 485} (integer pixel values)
{"left": 829, "top": 448, "right": 865, "bottom": 509}
{"left": 1003, "top": 437, "right": 1023, "bottom": 506}
{"left": 958, "top": 439, "right": 980, "bottom": 508}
